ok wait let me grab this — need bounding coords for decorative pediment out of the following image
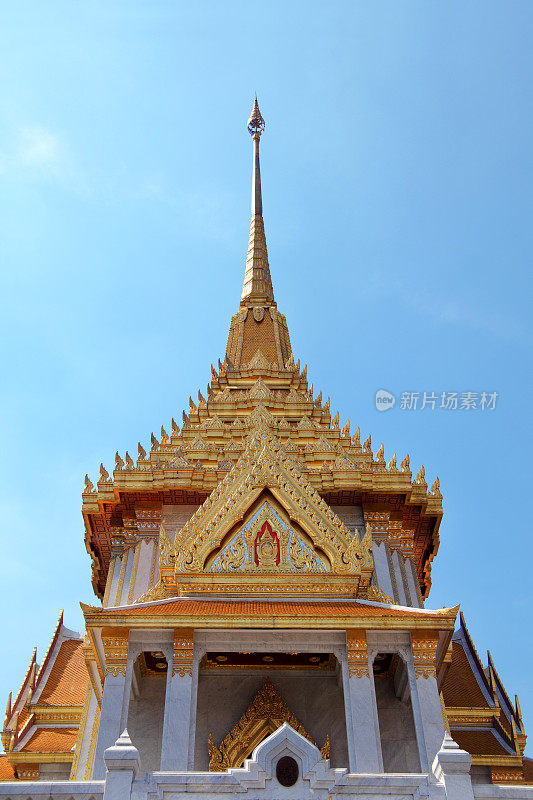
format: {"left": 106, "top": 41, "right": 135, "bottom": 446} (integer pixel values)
{"left": 202, "top": 415, "right": 225, "bottom": 429}
{"left": 209, "top": 501, "right": 327, "bottom": 574}
{"left": 334, "top": 456, "right": 357, "bottom": 470}
{"left": 171, "top": 456, "right": 190, "bottom": 468}
{"left": 248, "top": 403, "right": 276, "bottom": 428}
{"left": 281, "top": 438, "right": 298, "bottom": 452}
{"left": 185, "top": 436, "right": 210, "bottom": 452}
{"left": 208, "top": 678, "right": 329, "bottom": 771}
{"left": 216, "top": 387, "right": 233, "bottom": 401}
{"left": 245, "top": 349, "right": 274, "bottom": 370}
{"left": 297, "top": 416, "right": 317, "bottom": 431}
{"left": 163, "top": 430, "right": 374, "bottom": 596}
{"left": 286, "top": 387, "right": 305, "bottom": 402}
{"left": 248, "top": 378, "right": 273, "bottom": 400}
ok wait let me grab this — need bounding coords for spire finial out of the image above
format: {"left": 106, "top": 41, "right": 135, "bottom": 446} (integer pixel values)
{"left": 240, "top": 96, "right": 274, "bottom": 304}
{"left": 247, "top": 95, "right": 265, "bottom": 138}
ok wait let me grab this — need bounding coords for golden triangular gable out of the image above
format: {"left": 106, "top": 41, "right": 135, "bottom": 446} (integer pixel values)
{"left": 208, "top": 678, "right": 329, "bottom": 771}
{"left": 159, "top": 428, "right": 375, "bottom": 597}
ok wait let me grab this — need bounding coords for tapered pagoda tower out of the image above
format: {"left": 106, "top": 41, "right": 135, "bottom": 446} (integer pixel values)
{"left": 1, "top": 99, "right": 531, "bottom": 799}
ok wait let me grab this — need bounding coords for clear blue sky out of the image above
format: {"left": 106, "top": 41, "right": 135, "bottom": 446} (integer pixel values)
{"left": 1, "top": 1, "right": 531, "bottom": 754}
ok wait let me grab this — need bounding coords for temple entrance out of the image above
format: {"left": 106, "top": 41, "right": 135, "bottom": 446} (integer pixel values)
{"left": 194, "top": 651, "right": 348, "bottom": 770}
{"left": 372, "top": 652, "right": 420, "bottom": 773}
{"left": 127, "top": 651, "right": 168, "bottom": 771}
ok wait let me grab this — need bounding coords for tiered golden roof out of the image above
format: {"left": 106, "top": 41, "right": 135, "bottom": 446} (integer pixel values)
{"left": 81, "top": 98, "right": 442, "bottom": 602}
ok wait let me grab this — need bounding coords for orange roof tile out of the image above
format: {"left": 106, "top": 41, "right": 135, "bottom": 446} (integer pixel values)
{"left": 523, "top": 757, "right": 533, "bottom": 784}
{"left": 442, "top": 641, "right": 491, "bottom": 709}
{"left": 38, "top": 639, "right": 87, "bottom": 706}
{"left": 452, "top": 729, "right": 510, "bottom": 757}
{"left": 23, "top": 728, "right": 78, "bottom": 753}
{"left": 15, "top": 706, "right": 30, "bottom": 734}
{"left": 0, "top": 755, "right": 15, "bottom": 781}
{"left": 112, "top": 599, "right": 447, "bottom": 619}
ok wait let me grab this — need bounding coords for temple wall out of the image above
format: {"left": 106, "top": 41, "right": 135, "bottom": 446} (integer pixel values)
{"left": 330, "top": 504, "right": 364, "bottom": 535}
{"left": 371, "top": 541, "right": 423, "bottom": 608}
{"left": 38, "top": 762, "right": 72, "bottom": 780}
{"left": 391, "top": 549, "right": 408, "bottom": 605}
{"left": 194, "top": 671, "right": 348, "bottom": 770}
{"left": 374, "top": 674, "right": 420, "bottom": 772}
{"left": 72, "top": 687, "right": 99, "bottom": 779}
{"left": 162, "top": 503, "right": 201, "bottom": 540}
{"left": 103, "top": 538, "right": 158, "bottom": 608}
{"left": 127, "top": 675, "right": 166, "bottom": 772}
{"left": 130, "top": 539, "right": 155, "bottom": 601}
{"left": 107, "top": 556, "right": 119, "bottom": 607}
{"left": 372, "top": 541, "right": 396, "bottom": 600}
{"left": 405, "top": 559, "right": 423, "bottom": 608}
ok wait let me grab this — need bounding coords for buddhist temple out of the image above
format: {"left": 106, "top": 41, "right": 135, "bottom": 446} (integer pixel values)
{"left": 1, "top": 98, "right": 531, "bottom": 800}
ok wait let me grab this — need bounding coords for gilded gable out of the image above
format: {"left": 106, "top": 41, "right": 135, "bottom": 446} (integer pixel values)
{"left": 209, "top": 500, "right": 328, "bottom": 574}
{"left": 157, "top": 429, "right": 375, "bottom": 598}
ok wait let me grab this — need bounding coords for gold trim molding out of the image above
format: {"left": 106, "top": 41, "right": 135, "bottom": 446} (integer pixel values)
{"left": 172, "top": 628, "right": 193, "bottom": 677}
{"left": 346, "top": 630, "right": 369, "bottom": 678}
{"left": 411, "top": 632, "right": 439, "bottom": 679}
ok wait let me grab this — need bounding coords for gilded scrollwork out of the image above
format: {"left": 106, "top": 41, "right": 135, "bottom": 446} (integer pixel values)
{"left": 208, "top": 678, "right": 329, "bottom": 771}
{"left": 169, "top": 431, "right": 374, "bottom": 587}
{"left": 102, "top": 633, "right": 128, "bottom": 677}
{"left": 159, "top": 522, "right": 175, "bottom": 568}
{"left": 411, "top": 633, "right": 439, "bottom": 680}
{"left": 172, "top": 629, "right": 194, "bottom": 677}
{"left": 346, "top": 630, "right": 370, "bottom": 678}
{"left": 210, "top": 502, "right": 326, "bottom": 574}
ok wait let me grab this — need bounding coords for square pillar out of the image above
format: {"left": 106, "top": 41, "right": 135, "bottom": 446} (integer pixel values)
{"left": 93, "top": 630, "right": 130, "bottom": 779}
{"left": 433, "top": 733, "right": 475, "bottom": 800}
{"left": 344, "top": 631, "right": 382, "bottom": 773}
{"left": 409, "top": 632, "right": 446, "bottom": 772}
{"left": 161, "top": 628, "right": 195, "bottom": 771}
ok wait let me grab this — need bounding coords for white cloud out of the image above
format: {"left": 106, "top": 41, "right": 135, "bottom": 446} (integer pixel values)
{"left": 364, "top": 270, "right": 530, "bottom": 346}
{"left": 17, "top": 126, "right": 60, "bottom": 169}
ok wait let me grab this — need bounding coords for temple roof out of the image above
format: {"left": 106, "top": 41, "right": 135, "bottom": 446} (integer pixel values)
{"left": 453, "top": 729, "right": 512, "bottom": 758}
{"left": 441, "top": 613, "right": 527, "bottom": 776}
{"left": 441, "top": 637, "right": 491, "bottom": 709}
{"left": 22, "top": 728, "right": 78, "bottom": 754}
{"left": 37, "top": 639, "right": 86, "bottom": 707}
{"left": 1, "top": 612, "right": 88, "bottom": 774}
{"left": 0, "top": 756, "right": 15, "bottom": 781}
{"left": 82, "top": 102, "right": 443, "bottom": 601}
{"left": 83, "top": 597, "right": 458, "bottom": 632}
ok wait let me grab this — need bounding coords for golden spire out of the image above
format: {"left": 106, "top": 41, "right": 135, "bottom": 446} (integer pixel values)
{"left": 241, "top": 96, "right": 274, "bottom": 306}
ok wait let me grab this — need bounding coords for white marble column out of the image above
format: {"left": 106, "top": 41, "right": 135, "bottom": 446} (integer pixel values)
{"left": 161, "top": 628, "right": 195, "bottom": 771}
{"left": 343, "top": 632, "right": 382, "bottom": 773}
{"left": 93, "top": 671, "right": 130, "bottom": 779}
{"left": 93, "top": 630, "right": 131, "bottom": 779}
{"left": 408, "top": 633, "right": 445, "bottom": 773}
{"left": 413, "top": 670, "right": 446, "bottom": 769}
